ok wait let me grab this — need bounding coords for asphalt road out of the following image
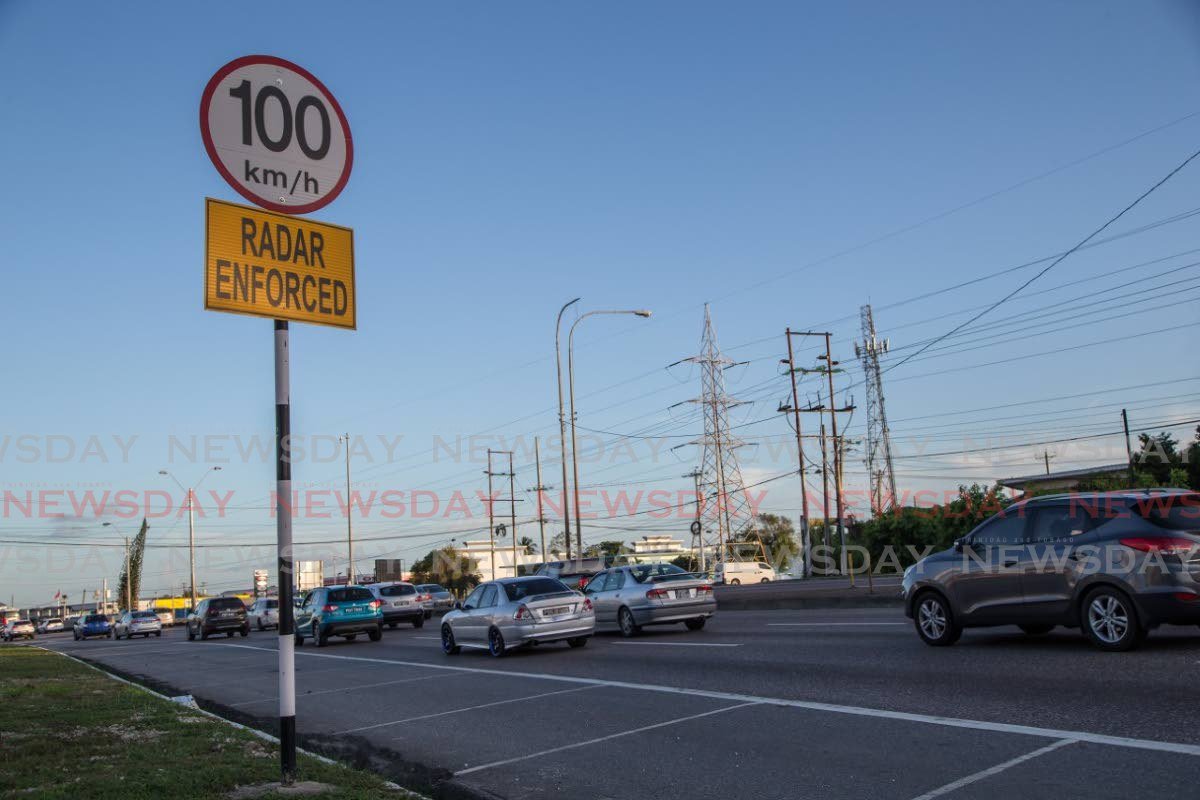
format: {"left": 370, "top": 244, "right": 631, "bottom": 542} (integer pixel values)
{"left": 27, "top": 608, "right": 1200, "bottom": 800}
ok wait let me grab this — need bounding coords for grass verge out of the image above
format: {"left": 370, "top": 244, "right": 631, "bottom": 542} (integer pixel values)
{"left": 0, "top": 647, "right": 419, "bottom": 799}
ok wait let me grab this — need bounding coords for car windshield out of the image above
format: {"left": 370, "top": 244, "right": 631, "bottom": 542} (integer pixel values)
{"left": 328, "top": 588, "right": 374, "bottom": 602}
{"left": 629, "top": 563, "right": 691, "bottom": 583}
{"left": 1131, "top": 494, "right": 1200, "bottom": 532}
{"left": 209, "top": 598, "right": 244, "bottom": 610}
{"left": 84, "top": 615, "right": 106, "bottom": 623}
{"left": 503, "top": 578, "right": 571, "bottom": 601}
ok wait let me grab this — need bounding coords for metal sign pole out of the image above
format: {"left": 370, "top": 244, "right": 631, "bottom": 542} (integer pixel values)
{"left": 274, "top": 320, "right": 297, "bottom": 784}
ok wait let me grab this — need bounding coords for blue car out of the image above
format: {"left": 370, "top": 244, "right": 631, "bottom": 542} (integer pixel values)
{"left": 295, "top": 586, "right": 383, "bottom": 647}
{"left": 73, "top": 614, "right": 113, "bottom": 641}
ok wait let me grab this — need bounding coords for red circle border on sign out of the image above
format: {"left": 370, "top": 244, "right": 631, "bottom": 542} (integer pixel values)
{"left": 200, "top": 55, "right": 353, "bottom": 215}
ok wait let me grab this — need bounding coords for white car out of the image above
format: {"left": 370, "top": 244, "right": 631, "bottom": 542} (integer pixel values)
{"left": 152, "top": 607, "right": 175, "bottom": 627}
{"left": 248, "top": 598, "right": 280, "bottom": 630}
{"left": 4, "top": 619, "right": 36, "bottom": 641}
{"left": 114, "top": 610, "right": 163, "bottom": 639}
{"left": 37, "top": 618, "right": 64, "bottom": 633}
{"left": 714, "top": 561, "right": 776, "bottom": 585}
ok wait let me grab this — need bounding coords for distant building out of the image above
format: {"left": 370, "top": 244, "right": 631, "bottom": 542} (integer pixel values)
{"left": 999, "top": 463, "right": 1129, "bottom": 496}
{"left": 625, "top": 534, "right": 690, "bottom": 564}
{"left": 458, "top": 539, "right": 543, "bottom": 579}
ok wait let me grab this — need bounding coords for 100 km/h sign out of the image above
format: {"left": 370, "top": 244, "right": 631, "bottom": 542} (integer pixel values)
{"left": 205, "top": 198, "right": 356, "bottom": 329}
{"left": 201, "top": 55, "right": 353, "bottom": 214}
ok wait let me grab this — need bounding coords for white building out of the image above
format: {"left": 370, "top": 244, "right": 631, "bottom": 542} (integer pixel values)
{"left": 458, "top": 539, "right": 544, "bottom": 580}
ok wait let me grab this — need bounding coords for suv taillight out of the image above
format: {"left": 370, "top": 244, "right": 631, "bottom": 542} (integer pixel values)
{"left": 322, "top": 604, "right": 339, "bottom": 613}
{"left": 1120, "top": 537, "right": 1199, "bottom": 556}
{"left": 370, "top": 600, "right": 382, "bottom": 609}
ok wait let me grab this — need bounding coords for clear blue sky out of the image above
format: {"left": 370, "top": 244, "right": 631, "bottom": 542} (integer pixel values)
{"left": 3, "top": 1, "right": 1200, "bottom": 606}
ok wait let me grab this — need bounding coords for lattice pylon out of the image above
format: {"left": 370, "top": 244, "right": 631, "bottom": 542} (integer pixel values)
{"left": 855, "top": 304, "right": 898, "bottom": 514}
{"left": 684, "top": 305, "right": 763, "bottom": 563}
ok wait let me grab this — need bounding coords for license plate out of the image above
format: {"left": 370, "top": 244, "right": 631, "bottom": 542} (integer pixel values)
{"left": 542, "top": 605, "right": 570, "bottom": 617}
{"left": 221, "top": 611, "right": 236, "bottom": 617}
{"left": 688, "top": 588, "right": 697, "bottom": 598}
{"left": 393, "top": 600, "right": 409, "bottom": 607}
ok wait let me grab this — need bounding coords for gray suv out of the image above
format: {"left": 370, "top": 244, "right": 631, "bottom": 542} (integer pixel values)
{"left": 903, "top": 490, "right": 1200, "bottom": 651}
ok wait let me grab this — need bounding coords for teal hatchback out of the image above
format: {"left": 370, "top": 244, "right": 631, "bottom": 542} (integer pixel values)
{"left": 295, "top": 586, "right": 384, "bottom": 647}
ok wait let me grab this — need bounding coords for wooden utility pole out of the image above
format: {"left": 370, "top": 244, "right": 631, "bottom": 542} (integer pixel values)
{"left": 1121, "top": 408, "right": 1135, "bottom": 484}
{"left": 533, "top": 437, "right": 548, "bottom": 560}
{"left": 783, "top": 329, "right": 812, "bottom": 577}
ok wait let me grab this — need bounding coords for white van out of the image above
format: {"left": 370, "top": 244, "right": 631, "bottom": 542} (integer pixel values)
{"left": 714, "top": 561, "right": 776, "bottom": 585}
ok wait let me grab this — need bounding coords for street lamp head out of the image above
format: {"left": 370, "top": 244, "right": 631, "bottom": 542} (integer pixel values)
{"left": 158, "top": 470, "right": 168, "bottom": 476}
{"left": 212, "top": 466, "right": 222, "bottom": 472}
{"left": 633, "top": 309, "right": 652, "bottom": 318}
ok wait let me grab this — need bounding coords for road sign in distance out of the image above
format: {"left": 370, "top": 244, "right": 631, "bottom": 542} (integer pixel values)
{"left": 205, "top": 197, "right": 356, "bottom": 329}
{"left": 201, "top": 55, "right": 353, "bottom": 214}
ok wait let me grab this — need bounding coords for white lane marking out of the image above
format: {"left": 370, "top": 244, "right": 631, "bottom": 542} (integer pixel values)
{"left": 229, "top": 671, "right": 455, "bottom": 707}
{"left": 413, "top": 636, "right": 440, "bottom": 640}
{"left": 203, "top": 643, "right": 1200, "bottom": 757}
{"left": 908, "top": 739, "right": 1077, "bottom": 800}
{"left": 334, "top": 685, "right": 602, "bottom": 734}
{"left": 456, "top": 701, "right": 762, "bottom": 775}
{"left": 609, "top": 641, "right": 742, "bottom": 648}
{"left": 766, "top": 622, "right": 906, "bottom": 627}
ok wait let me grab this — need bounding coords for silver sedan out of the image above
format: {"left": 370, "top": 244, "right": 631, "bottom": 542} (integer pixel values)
{"left": 440, "top": 576, "right": 594, "bottom": 657}
{"left": 584, "top": 563, "right": 716, "bottom": 636}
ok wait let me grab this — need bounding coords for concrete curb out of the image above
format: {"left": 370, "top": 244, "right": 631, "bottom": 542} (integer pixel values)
{"left": 714, "top": 593, "right": 904, "bottom": 611}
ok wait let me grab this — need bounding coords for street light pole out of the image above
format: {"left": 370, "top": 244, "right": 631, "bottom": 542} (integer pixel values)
{"left": 555, "top": 298, "right": 580, "bottom": 560}
{"left": 568, "top": 309, "right": 652, "bottom": 556}
{"left": 343, "top": 433, "right": 354, "bottom": 585}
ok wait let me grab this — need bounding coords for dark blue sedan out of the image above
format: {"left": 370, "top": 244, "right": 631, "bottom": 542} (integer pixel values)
{"left": 73, "top": 614, "right": 113, "bottom": 641}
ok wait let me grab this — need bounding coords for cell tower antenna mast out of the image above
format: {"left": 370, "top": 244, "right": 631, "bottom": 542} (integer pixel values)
{"left": 855, "top": 303, "right": 898, "bottom": 514}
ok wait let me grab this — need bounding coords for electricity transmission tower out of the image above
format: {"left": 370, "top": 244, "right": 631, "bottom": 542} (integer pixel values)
{"left": 683, "top": 305, "right": 763, "bottom": 564}
{"left": 855, "top": 304, "right": 897, "bottom": 514}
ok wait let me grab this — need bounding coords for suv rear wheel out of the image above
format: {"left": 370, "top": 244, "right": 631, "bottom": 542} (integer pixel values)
{"left": 1081, "top": 586, "right": 1142, "bottom": 652}
{"left": 914, "top": 591, "right": 961, "bottom": 647}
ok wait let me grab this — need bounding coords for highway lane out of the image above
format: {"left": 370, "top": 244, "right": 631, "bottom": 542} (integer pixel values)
{"left": 29, "top": 609, "right": 1200, "bottom": 799}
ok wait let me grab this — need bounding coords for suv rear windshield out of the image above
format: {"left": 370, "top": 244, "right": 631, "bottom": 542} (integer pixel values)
{"left": 132, "top": 611, "right": 157, "bottom": 619}
{"left": 417, "top": 584, "right": 445, "bottom": 593}
{"left": 379, "top": 584, "right": 416, "bottom": 597}
{"left": 264, "top": 599, "right": 279, "bottom": 609}
{"left": 328, "top": 587, "right": 374, "bottom": 602}
{"left": 1132, "top": 494, "right": 1200, "bottom": 531}
{"left": 504, "top": 578, "right": 571, "bottom": 601}
{"left": 209, "top": 598, "right": 245, "bottom": 610}
{"left": 84, "top": 615, "right": 106, "bottom": 623}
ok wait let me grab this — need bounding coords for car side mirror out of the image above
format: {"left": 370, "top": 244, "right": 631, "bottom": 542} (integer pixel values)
{"left": 453, "top": 601, "right": 463, "bottom": 611}
{"left": 954, "top": 539, "right": 967, "bottom": 553}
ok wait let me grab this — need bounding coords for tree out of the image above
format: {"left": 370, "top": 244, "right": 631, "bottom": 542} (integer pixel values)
{"left": 409, "top": 547, "right": 481, "bottom": 597}
{"left": 583, "top": 540, "right": 626, "bottom": 559}
{"left": 858, "top": 484, "right": 1010, "bottom": 569}
{"left": 518, "top": 536, "right": 537, "bottom": 555}
{"left": 1135, "top": 432, "right": 1181, "bottom": 485}
{"left": 742, "top": 513, "right": 797, "bottom": 570}
{"left": 115, "top": 518, "right": 149, "bottom": 611}
{"left": 670, "top": 554, "right": 701, "bottom": 572}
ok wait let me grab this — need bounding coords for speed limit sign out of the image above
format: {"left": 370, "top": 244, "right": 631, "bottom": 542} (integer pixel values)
{"left": 200, "top": 55, "right": 352, "bottom": 214}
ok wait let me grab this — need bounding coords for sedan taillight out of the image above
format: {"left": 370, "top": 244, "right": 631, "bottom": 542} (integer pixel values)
{"left": 581, "top": 598, "right": 593, "bottom": 612}
{"left": 646, "top": 588, "right": 669, "bottom": 600}
{"left": 513, "top": 604, "right": 532, "bottom": 621}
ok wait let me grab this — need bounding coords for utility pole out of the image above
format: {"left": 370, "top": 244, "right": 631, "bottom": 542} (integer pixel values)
{"left": 484, "top": 450, "right": 520, "bottom": 579}
{"left": 685, "top": 468, "right": 705, "bottom": 571}
{"left": 819, "top": 406, "right": 831, "bottom": 551}
{"left": 102, "top": 578, "right": 108, "bottom": 616}
{"left": 782, "top": 329, "right": 812, "bottom": 577}
{"left": 533, "top": 437, "right": 548, "bottom": 560}
{"left": 1041, "top": 449, "right": 1054, "bottom": 476}
{"left": 342, "top": 433, "right": 355, "bottom": 585}
{"left": 1122, "top": 408, "right": 1135, "bottom": 484}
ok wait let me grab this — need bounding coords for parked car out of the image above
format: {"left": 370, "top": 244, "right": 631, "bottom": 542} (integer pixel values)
{"left": 173, "top": 609, "right": 189, "bottom": 626}
{"left": 441, "top": 576, "right": 594, "bottom": 657}
{"left": 416, "top": 584, "right": 455, "bottom": 617}
{"left": 714, "top": 560, "right": 776, "bottom": 585}
{"left": 535, "top": 557, "right": 614, "bottom": 592}
{"left": 114, "top": 610, "right": 163, "bottom": 640}
{"left": 151, "top": 607, "right": 175, "bottom": 627}
{"left": 37, "top": 618, "right": 64, "bottom": 633}
{"left": 585, "top": 563, "right": 715, "bottom": 636}
{"left": 3, "top": 619, "right": 36, "bottom": 642}
{"left": 73, "top": 614, "right": 112, "bottom": 641}
{"left": 903, "top": 490, "right": 1200, "bottom": 651}
{"left": 64, "top": 616, "right": 81, "bottom": 631}
{"left": 248, "top": 598, "right": 280, "bottom": 630}
{"left": 294, "top": 586, "right": 383, "bottom": 647}
{"left": 367, "top": 582, "right": 424, "bottom": 628}
{"left": 186, "top": 597, "right": 250, "bottom": 641}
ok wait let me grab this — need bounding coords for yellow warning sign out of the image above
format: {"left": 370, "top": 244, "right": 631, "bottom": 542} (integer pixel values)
{"left": 205, "top": 197, "right": 355, "bottom": 329}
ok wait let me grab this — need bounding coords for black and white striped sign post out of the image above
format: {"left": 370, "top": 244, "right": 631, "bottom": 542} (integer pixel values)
{"left": 273, "top": 319, "right": 297, "bottom": 781}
